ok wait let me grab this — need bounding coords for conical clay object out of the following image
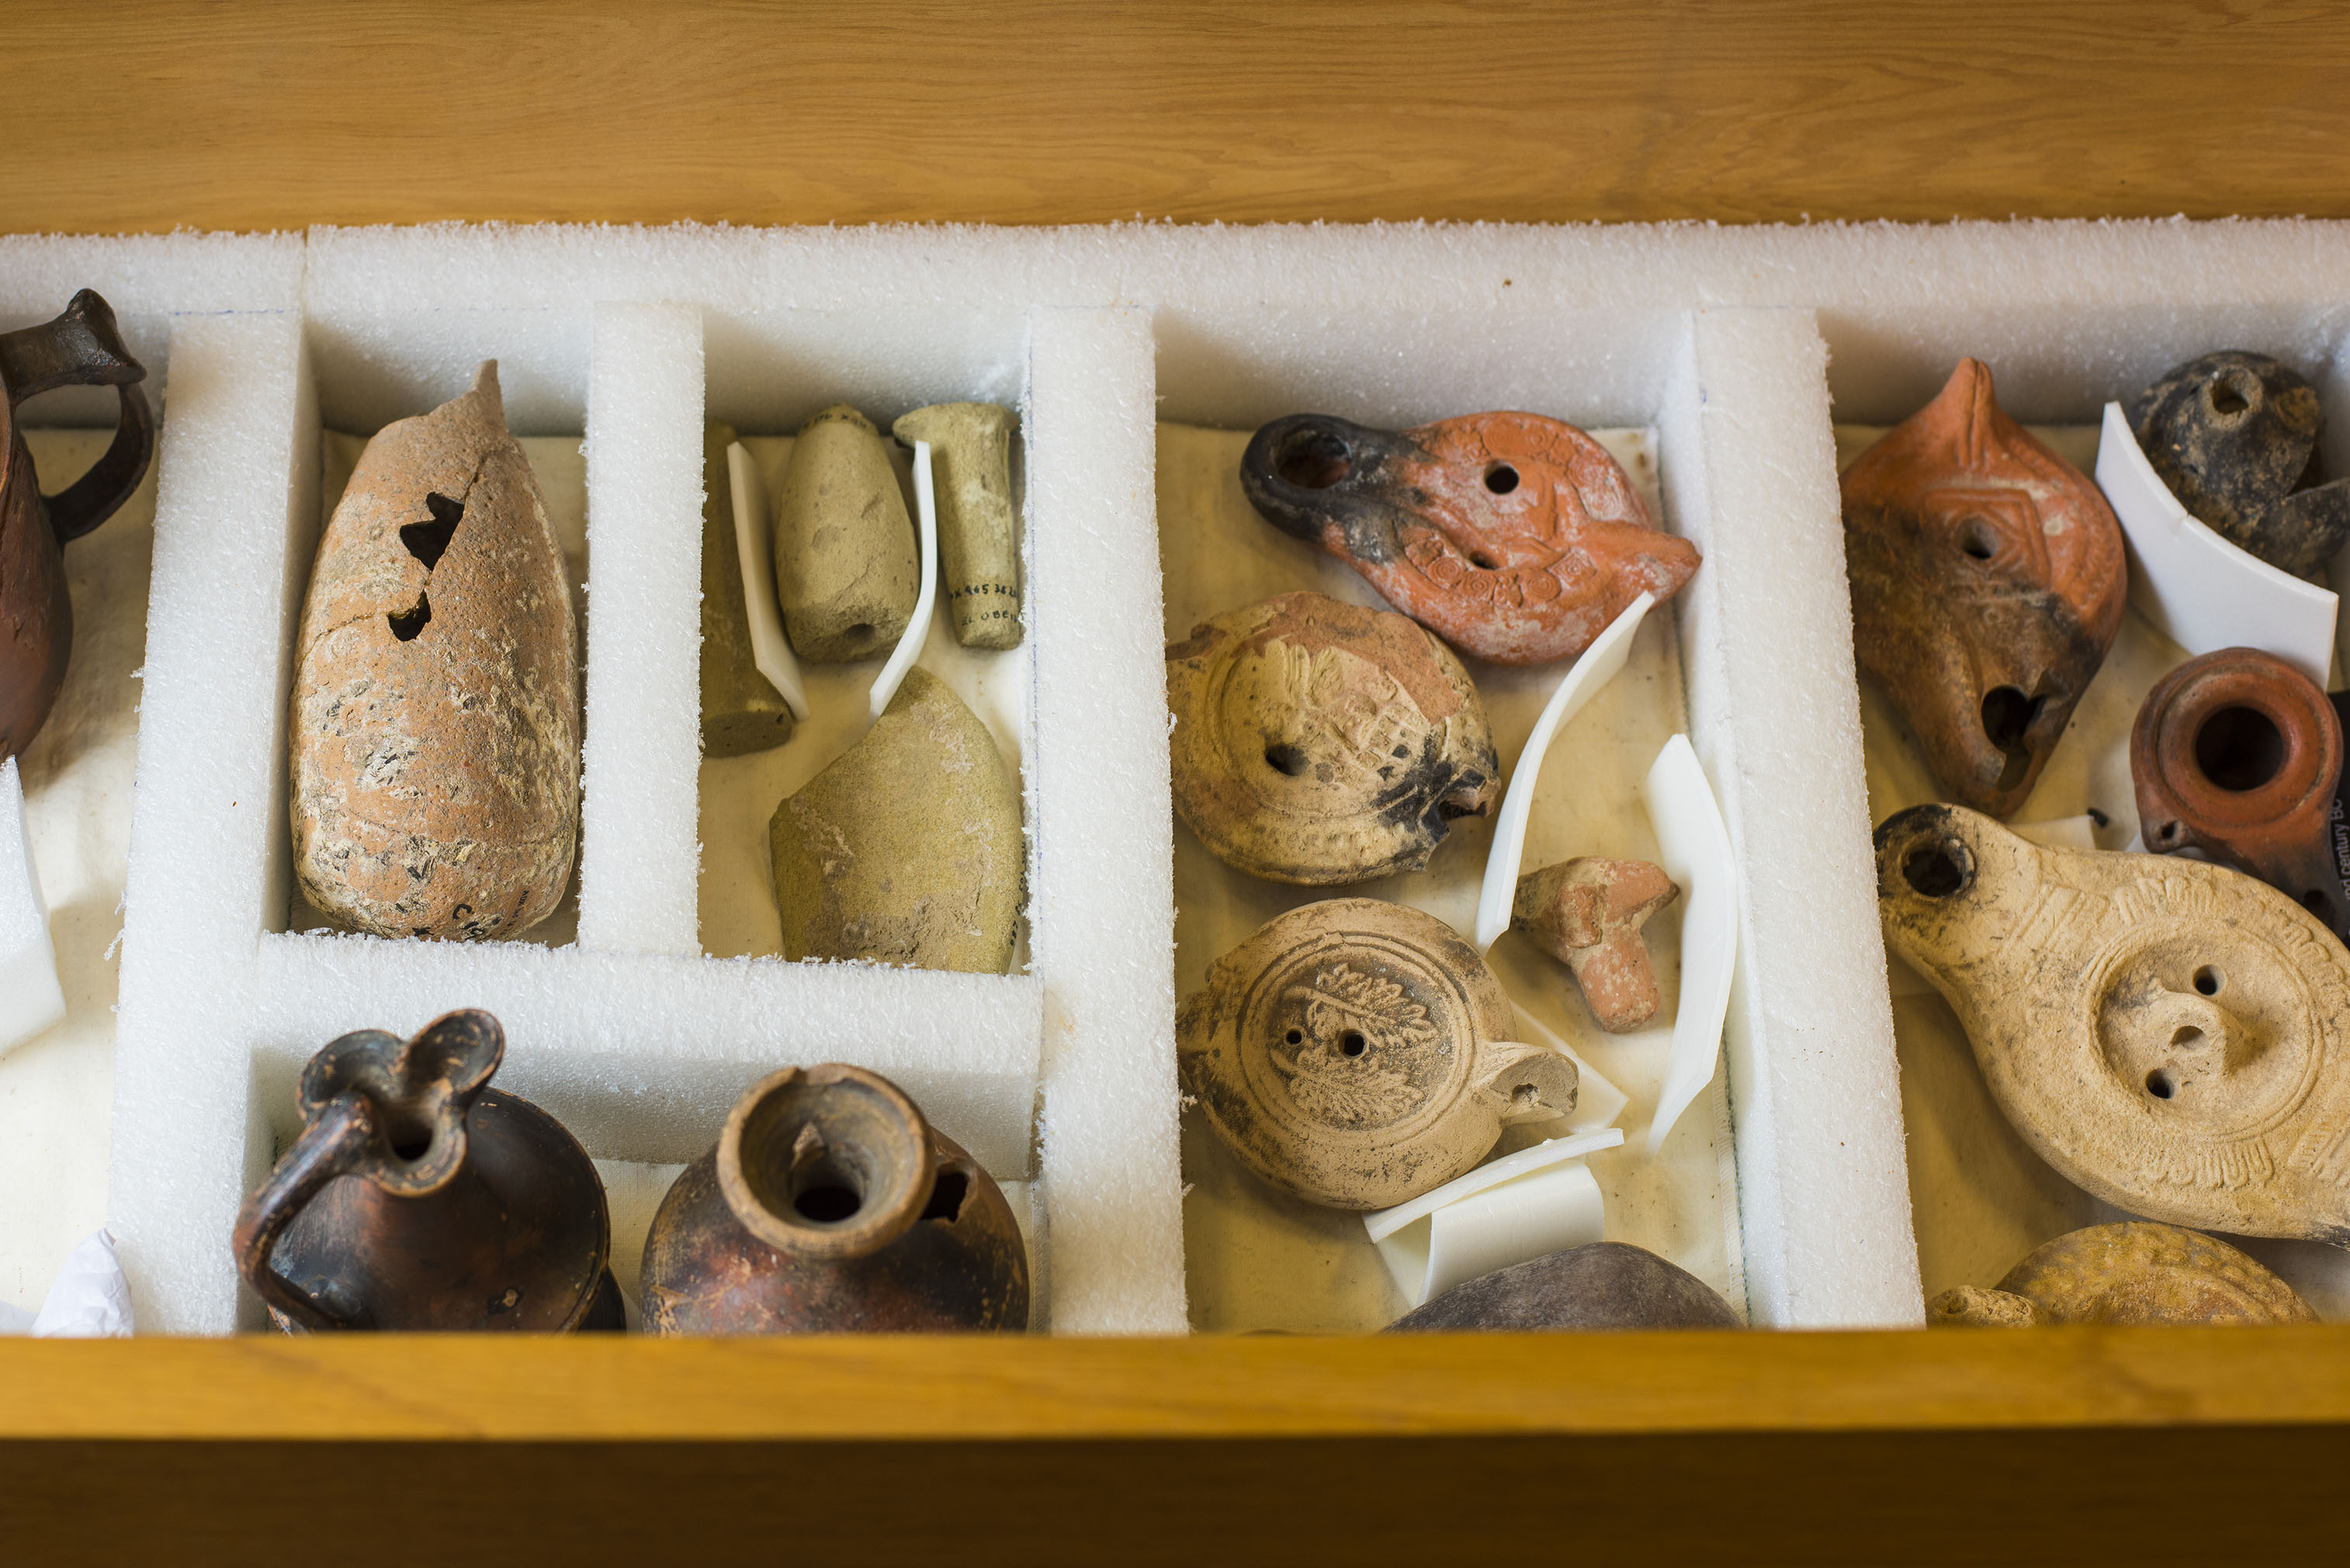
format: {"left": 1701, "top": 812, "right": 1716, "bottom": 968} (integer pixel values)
{"left": 893, "top": 403, "right": 1021, "bottom": 650}
{"left": 1178, "top": 898, "right": 1576, "bottom": 1210}
{"left": 1511, "top": 856, "right": 1677, "bottom": 1032}
{"left": 772, "top": 403, "right": 918, "bottom": 663}
{"left": 769, "top": 667, "right": 1021, "bottom": 974}
{"left": 290, "top": 362, "right": 579, "bottom": 941}
{"left": 1240, "top": 411, "right": 1697, "bottom": 666}
{"left": 1877, "top": 802, "right": 2350, "bottom": 1245}
{"left": 1166, "top": 590, "right": 1498, "bottom": 885}
{"left": 1842, "top": 359, "right": 2126, "bottom": 817}
{"left": 700, "top": 421, "right": 794, "bottom": 757}
{"left": 2127, "top": 351, "right": 2350, "bottom": 578}
{"left": 1927, "top": 1222, "right": 2315, "bottom": 1327}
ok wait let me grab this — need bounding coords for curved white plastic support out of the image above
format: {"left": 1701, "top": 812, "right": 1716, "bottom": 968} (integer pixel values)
{"left": 1472, "top": 591, "right": 1656, "bottom": 954}
{"left": 2095, "top": 400, "right": 2336, "bottom": 687}
{"left": 868, "top": 438, "right": 938, "bottom": 720}
{"left": 724, "top": 441, "right": 809, "bottom": 721}
{"left": 0, "top": 756, "right": 64, "bottom": 1057}
{"left": 1363, "top": 1127, "right": 1624, "bottom": 1308}
{"left": 1641, "top": 733, "right": 1738, "bottom": 1156}
{"left": 1509, "top": 1001, "right": 1629, "bottom": 1134}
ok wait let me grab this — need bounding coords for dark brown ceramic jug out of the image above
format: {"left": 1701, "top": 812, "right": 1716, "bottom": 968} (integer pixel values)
{"left": 640, "top": 1064, "right": 1029, "bottom": 1334}
{"left": 232, "top": 1009, "right": 623, "bottom": 1332}
{"left": 0, "top": 289, "right": 154, "bottom": 763}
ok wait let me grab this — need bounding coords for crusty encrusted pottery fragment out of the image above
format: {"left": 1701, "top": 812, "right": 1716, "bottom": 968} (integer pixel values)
{"left": 1166, "top": 590, "right": 1497, "bottom": 885}
{"left": 700, "top": 421, "right": 795, "bottom": 757}
{"left": 1178, "top": 898, "right": 1577, "bottom": 1210}
{"left": 1385, "top": 1241, "right": 1739, "bottom": 1332}
{"left": 1239, "top": 411, "right": 1697, "bottom": 666}
{"left": 290, "top": 362, "right": 579, "bottom": 941}
{"left": 1512, "top": 856, "right": 1677, "bottom": 1032}
{"left": 1877, "top": 802, "right": 2350, "bottom": 1244}
{"left": 1926, "top": 1222, "right": 2315, "bottom": 1327}
{"left": 772, "top": 403, "right": 919, "bottom": 663}
{"left": 2128, "top": 351, "right": 2350, "bottom": 578}
{"left": 1842, "top": 359, "right": 2126, "bottom": 817}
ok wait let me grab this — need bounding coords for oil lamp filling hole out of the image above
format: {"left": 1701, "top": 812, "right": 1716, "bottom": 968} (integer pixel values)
{"left": 1484, "top": 463, "right": 1520, "bottom": 494}
{"left": 1340, "top": 1030, "right": 1367, "bottom": 1057}
{"left": 2196, "top": 704, "right": 2285, "bottom": 791}
{"left": 2193, "top": 966, "right": 2223, "bottom": 995}
{"left": 1263, "top": 742, "right": 1310, "bottom": 777}
{"left": 2146, "top": 1068, "right": 2177, "bottom": 1100}
{"left": 1958, "top": 517, "right": 1998, "bottom": 560}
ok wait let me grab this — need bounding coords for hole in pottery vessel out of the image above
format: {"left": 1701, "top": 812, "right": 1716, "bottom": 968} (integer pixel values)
{"left": 386, "top": 593, "right": 431, "bottom": 641}
{"left": 1284, "top": 1028, "right": 1303, "bottom": 1045}
{"left": 1263, "top": 742, "right": 1310, "bottom": 777}
{"left": 398, "top": 492, "right": 464, "bottom": 569}
{"left": 391, "top": 1134, "right": 434, "bottom": 1162}
{"left": 1901, "top": 843, "right": 1970, "bottom": 898}
{"left": 1510, "top": 1082, "right": 1540, "bottom": 1109}
{"left": 920, "top": 1169, "right": 969, "bottom": 1224}
{"left": 794, "top": 1184, "right": 861, "bottom": 1222}
{"left": 1958, "top": 517, "right": 1998, "bottom": 560}
{"left": 2146, "top": 1068, "right": 2177, "bottom": 1099}
{"left": 2209, "top": 373, "right": 2254, "bottom": 417}
{"left": 1276, "top": 428, "right": 1350, "bottom": 490}
{"left": 2194, "top": 704, "right": 2285, "bottom": 791}
{"left": 1340, "top": 1030, "right": 1367, "bottom": 1057}
{"left": 2194, "top": 965, "right": 2223, "bottom": 996}
{"left": 2171, "top": 1025, "right": 2204, "bottom": 1049}
{"left": 1484, "top": 463, "right": 1520, "bottom": 495}
{"left": 2157, "top": 820, "right": 2182, "bottom": 843}
{"left": 847, "top": 621, "right": 874, "bottom": 641}
{"left": 1469, "top": 550, "right": 1499, "bottom": 569}
{"left": 1981, "top": 686, "right": 2046, "bottom": 792}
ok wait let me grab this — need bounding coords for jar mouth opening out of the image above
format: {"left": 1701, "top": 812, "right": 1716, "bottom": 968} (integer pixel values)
{"left": 719, "top": 1064, "right": 931, "bottom": 1260}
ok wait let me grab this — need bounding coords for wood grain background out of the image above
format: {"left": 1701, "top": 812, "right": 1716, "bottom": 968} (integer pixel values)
{"left": 5, "top": 0, "right": 2348, "bottom": 233}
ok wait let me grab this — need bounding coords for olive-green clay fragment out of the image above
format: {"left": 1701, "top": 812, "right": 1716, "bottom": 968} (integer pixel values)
{"left": 893, "top": 403, "right": 1021, "bottom": 651}
{"left": 700, "top": 421, "right": 794, "bottom": 757}
{"left": 773, "top": 403, "right": 918, "bottom": 663}
{"left": 768, "top": 667, "right": 1022, "bottom": 973}
{"left": 1384, "top": 1241, "right": 1740, "bottom": 1332}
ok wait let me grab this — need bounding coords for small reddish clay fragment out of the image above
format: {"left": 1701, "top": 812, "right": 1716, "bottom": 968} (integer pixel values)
{"left": 1512, "top": 857, "right": 1678, "bottom": 1032}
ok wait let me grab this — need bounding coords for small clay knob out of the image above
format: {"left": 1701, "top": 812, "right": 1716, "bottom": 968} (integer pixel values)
{"left": 2131, "top": 646, "right": 2345, "bottom": 937}
{"left": 2126, "top": 351, "right": 2350, "bottom": 578}
{"left": 1511, "top": 857, "right": 1677, "bottom": 1032}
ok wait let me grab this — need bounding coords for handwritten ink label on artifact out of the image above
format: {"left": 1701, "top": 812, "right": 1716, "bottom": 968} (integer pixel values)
{"left": 289, "top": 362, "right": 580, "bottom": 941}
{"left": 1239, "top": 411, "right": 1697, "bottom": 666}
{"left": 893, "top": 403, "right": 1021, "bottom": 650}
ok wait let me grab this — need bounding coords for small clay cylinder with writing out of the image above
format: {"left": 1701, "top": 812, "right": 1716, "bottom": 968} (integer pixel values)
{"left": 893, "top": 403, "right": 1021, "bottom": 650}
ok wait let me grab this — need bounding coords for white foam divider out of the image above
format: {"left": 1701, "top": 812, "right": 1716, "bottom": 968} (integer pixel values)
{"left": 0, "top": 756, "right": 65, "bottom": 1056}
{"left": 1026, "top": 308, "right": 1187, "bottom": 1334}
{"left": 578, "top": 302, "right": 705, "bottom": 956}
{"left": 1641, "top": 732, "right": 1739, "bottom": 1158}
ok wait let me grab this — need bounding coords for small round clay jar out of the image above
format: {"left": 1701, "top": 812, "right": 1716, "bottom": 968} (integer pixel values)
{"left": 1178, "top": 898, "right": 1578, "bottom": 1210}
{"left": 1166, "top": 591, "right": 1498, "bottom": 884}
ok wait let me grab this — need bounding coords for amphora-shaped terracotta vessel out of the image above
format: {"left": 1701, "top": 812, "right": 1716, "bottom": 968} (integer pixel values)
{"left": 1877, "top": 803, "right": 2350, "bottom": 1245}
{"left": 1167, "top": 591, "right": 1497, "bottom": 885}
{"left": 1239, "top": 411, "right": 1697, "bottom": 666}
{"left": 640, "top": 1064, "right": 1028, "bottom": 1334}
{"left": 1843, "top": 360, "right": 2126, "bottom": 817}
{"left": 0, "top": 289, "right": 154, "bottom": 763}
{"left": 2131, "top": 646, "right": 2346, "bottom": 940}
{"left": 1179, "top": 898, "right": 1578, "bottom": 1210}
{"left": 232, "top": 1009, "right": 622, "bottom": 1331}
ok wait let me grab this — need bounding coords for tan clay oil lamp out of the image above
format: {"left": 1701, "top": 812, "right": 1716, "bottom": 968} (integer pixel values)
{"left": 639, "top": 1063, "right": 1028, "bottom": 1334}
{"left": 0, "top": 289, "right": 154, "bottom": 764}
{"left": 1179, "top": 898, "right": 1578, "bottom": 1210}
{"left": 1927, "top": 1221, "right": 2316, "bottom": 1327}
{"left": 289, "top": 362, "right": 580, "bottom": 941}
{"left": 2132, "top": 645, "right": 2345, "bottom": 938}
{"left": 1238, "top": 410, "right": 1698, "bottom": 666}
{"left": 232, "top": 1009, "right": 622, "bottom": 1332}
{"left": 1877, "top": 802, "right": 2350, "bottom": 1246}
{"left": 2128, "top": 351, "right": 2350, "bottom": 578}
{"left": 1166, "top": 590, "right": 1498, "bottom": 885}
{"left": 1842, "top": 359, "right": 2126, "bottom": 818}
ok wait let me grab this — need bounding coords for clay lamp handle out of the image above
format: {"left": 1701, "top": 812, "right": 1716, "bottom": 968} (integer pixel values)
{"left": 0, "top": 289, "right": 154, "bottom": 543}
{"left": 230, "top": 1093, "right": 382, "bottom": 1332}
{"left": 2130, "top": 646, "right": 2345, "bottom": 936}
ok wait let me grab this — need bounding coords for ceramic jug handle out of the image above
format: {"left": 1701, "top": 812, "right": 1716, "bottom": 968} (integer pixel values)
{"left": 230, "top": 1094, "right": 379, "bottom": 1332}
{"left": 0, "top": 288, "right": 156, "bottom": 544}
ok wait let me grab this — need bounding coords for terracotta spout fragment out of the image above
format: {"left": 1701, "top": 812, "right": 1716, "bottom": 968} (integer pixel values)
{"left": 2128, "top": 351, "right": 2350, "bottom": 578}
{"left": 1842, "top": 359, "right": 2126, "bottom": 817}
{"left": 2132, "top": 646, "right": 2345, "bottom": 939}
{"left": 1239, "top": 411, "right": 1697, "bottom": 666}
{"left": 1511, "top": 856, "right": 1678, "bottom": 1032}
{"left": 1166, "top": 590, "right": 1498, "bottom": 885}
{"left": 1927, "top": 1222, "right": 2316, "bottom": 1327}
{"left": 1877, "top": 802, "right": 2350, "bottom": 1247}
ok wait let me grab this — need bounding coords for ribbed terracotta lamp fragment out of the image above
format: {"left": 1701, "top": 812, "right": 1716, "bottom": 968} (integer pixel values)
{"left": 1842, "top": 359, "right": 2126, "bottom": 817}
{"left": 1877, "top": 802, "right": 2350, "bottom": 1246}
{"left": 1926, "top": 1221, "right": 2317, "bottom": 1327}
{"left": 2131, "top": 646, "right": 2345, "bottom": 938}
{"left": 1178, "top": 898, "right": 1577, "bottom": 1210}
{"left": 1239, "top": 411, "right": 1698, "bottom": 666}
{"left": 1167, "top": 590, "right": 1498, "bottom": 884}
{"left": 2127, "top": 351, "right": 2350, "bottom": 578}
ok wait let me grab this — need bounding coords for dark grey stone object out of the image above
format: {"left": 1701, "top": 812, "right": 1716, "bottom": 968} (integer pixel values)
{"left": 2126, "top": 350, "right": 2350, "bottom": 577}
{"left": 1382, "top": 1241, "right": 1741, "bottom": 1332}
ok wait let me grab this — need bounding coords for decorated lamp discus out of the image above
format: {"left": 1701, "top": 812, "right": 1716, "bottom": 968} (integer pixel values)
{"left": 1927, "top": 1222, "right": 2317, "bottom": 1327}
{"left": 1842, "top": 358, "right": 2126, "bottom": 818}
{"left": 1178, "top": 898, "right": 1577, "bottom": 1210}
{"left": 1166, "top": 590, "right": 1498, "bottom": 885}
{"left": 2130, "top": 646, "right": 2346, "bottom": 939}
{"left": 1877, "top": 803, "right": 2350, "bottom": 1247}
{"left": 2127, "top": 351, "right": 2350, "bottom": 579}
{"left": 1238, "top": 411, "right": 1698, "bottom": 666}
{"left": 640, "top": 1064, "right": 1029, "bottom": 1334}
